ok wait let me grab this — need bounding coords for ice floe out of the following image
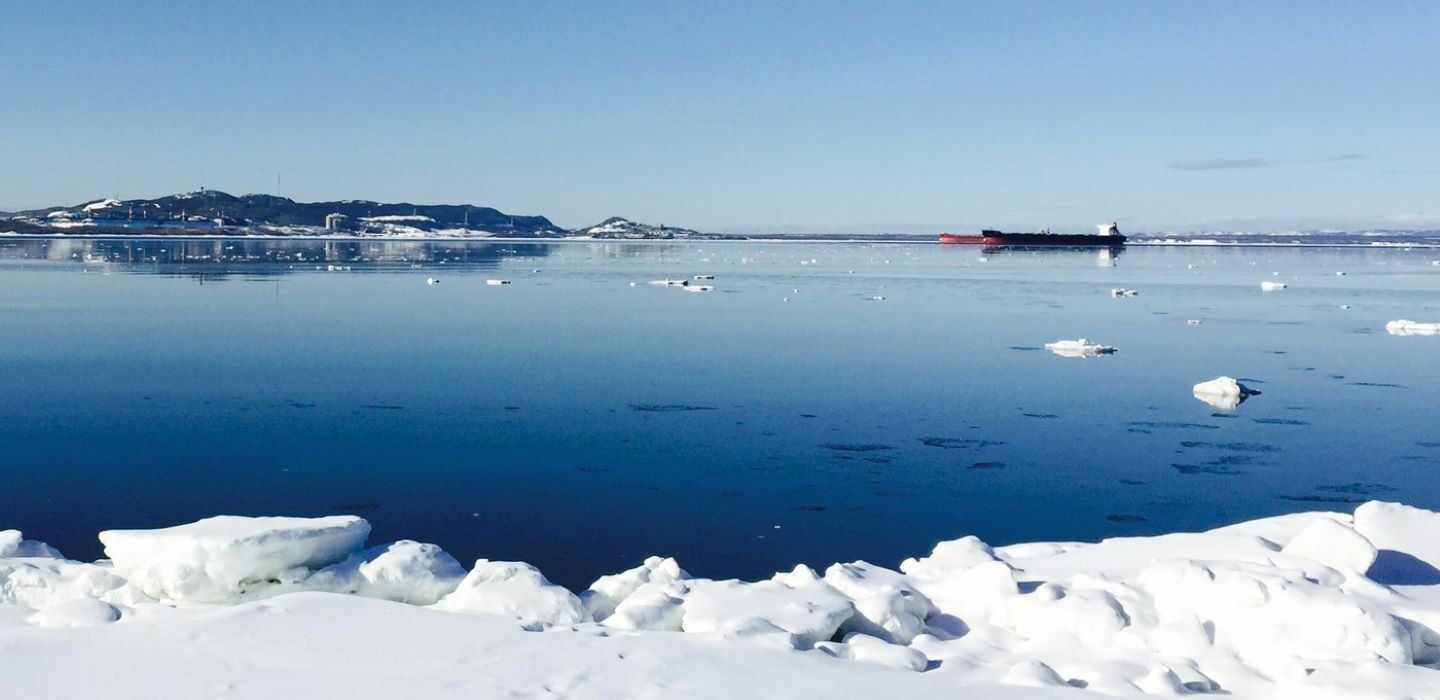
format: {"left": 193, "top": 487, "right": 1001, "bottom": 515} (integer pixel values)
{"left": 1192, "top": 376, "right": 1257, "bottom": 410}
{"left": 1043, "top": 339, "right": 1117, "bottom": 358}
{"left": 1260, "top": 281, "right": 1288, "bottom": 291}
{"left": 1386, "top": 320, "right": 1440, "bottom": 336}
{"left": 5, "top": 506, "right": 1440, "bottom": 698}
{"left": 1110, "top": 287, "right": 1137, "bottom": 297}
{"left": 486, "top": 279, "right": 511, "bottom": 286}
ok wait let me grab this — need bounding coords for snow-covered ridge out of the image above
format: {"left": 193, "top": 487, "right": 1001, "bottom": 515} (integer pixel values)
{"left": 5, "top": 503, "right": 1440, "bottom": 698}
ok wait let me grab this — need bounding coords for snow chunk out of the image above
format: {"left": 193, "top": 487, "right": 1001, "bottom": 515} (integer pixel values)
{"left": 309, "top": 540, "right": 466, "bottom": 605}
{"left": 816, "top": 632, "right": 928, "bottom": 672}
{"left": 0, "top": 558, "right": 144, "bottom": 609}
{"left": 28, "top": 598, "right": 120, "bottom": 628}
{"left": 1354, "top": 501, "right": 1440, "bottom": 578}
{"left": 581, "top": 556, "right": 688, "bottom": 621}
{"left": 1193, "top": 376, "right": 1256, "bottom": 409}
{"left": 823, "top": 561, "right": 936, "bottom": 644}
{"left": 1110, "top": 288, "right": 1137, "bottom": 297}
{"left": 1282, "top": 518, "right": 1377, "bottom": 574}
{"left": 432, "top": 560, "right": 587, "bottom": 628}
{"left": 1261, "top": 281, "right": 1288, "bottom": 291}
{"left": 1043, "top": 338, "right": 1117, "bottom": 358}
{"left": 0, "top": 531, "right": 62, "bottom": 559}
{"left": 99, "top": 515, "right": 370, "bottom": 603}
{"left": 681, "top": 575, "right": 855, "bottom": 647}
{"left": 1386, "top": 320, "right": 1440, "bottom": 336}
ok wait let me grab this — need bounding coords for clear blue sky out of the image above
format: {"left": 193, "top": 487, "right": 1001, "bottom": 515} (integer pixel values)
{"left": 2, "top": 1, "right": 1436, "bottom": 232}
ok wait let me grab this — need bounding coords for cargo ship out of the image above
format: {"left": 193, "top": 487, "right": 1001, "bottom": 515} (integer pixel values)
{"left": 939, "top": 223, "right": 1125, "bottom": 246}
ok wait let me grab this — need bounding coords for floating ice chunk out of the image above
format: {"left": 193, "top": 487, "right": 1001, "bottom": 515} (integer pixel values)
{"left": 432, "top": 560, "right": 587, "bottom": 628}
{"left": 693, "top": 274, "right": 714, "bottom": 280}
{"left": 426, "top": 277, "right": 439, "bottom": 285}
{"left": 1336, "top": 271, "right": 1347, "bottom": 276}
{"left": 27, "top": 598, "right": 120, "bottom": 628}
{"left": 648, "top": 279, "right": 688, "bottom": 287}
{"left": 1044, "top": 338, "right": 1117, "bottom": 358}
{"left": 486, "top": 279, "right": 511, "bottom": 286}
{"left": 1110, "top": 288, "right": 1138, "bottom": 297}
{"left": 684, "top": 285, "right": 714, "bottom": 292}
{"left": 815, "top": 633, "right": 928, "bottom": 672}
{"left": 680, "top": 574, "right": 855, "bottom": 647}
{"left": 99, "top": 515, "right": 371, "bottom": 603}
{"left": 0, "top": 530, "right": 62, "bottom": 559}
{"left": 309, "top": 540, "right": 466, "bottom": 605}
{"left": 1187, "top": 319, "right": 1202, "bottom": 325}
{"left": 1192, "top": 376, "right": 1256, "bottom": 409}
{"left": 870, "top": 295, "right": 885, "bottom": 301}
{"left": 1385, "top": 320, "right": 1440, "bottom": 336}
{"left": 1260, "top": 281, "right": 1288, "bottom": 291}
{"left": 581, "top": 556, "right": 689, "bottom": 621}
{"left": 1340, "top": 304, "right": 1351, "bottom": 310}
{"left": 823, "top": 561, "right": 936, "bottom": 644}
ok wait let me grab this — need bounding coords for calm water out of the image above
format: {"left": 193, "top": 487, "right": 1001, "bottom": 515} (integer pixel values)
{"left": 2, "top": 237, "right": 1438, "bottom": 588}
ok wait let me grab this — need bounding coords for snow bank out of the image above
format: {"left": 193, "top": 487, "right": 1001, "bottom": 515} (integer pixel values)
{"left": 1043, "top": 339, "right": 1117, "bottom": 358}
{"left": 1386, "top": 320, "right": 1440, "bottom": 336}
{"left": 7, "top": 504, "right": 1440, "bottom": 698}
{"left": 99, "top": 515, "right": 370, "bottom": 603}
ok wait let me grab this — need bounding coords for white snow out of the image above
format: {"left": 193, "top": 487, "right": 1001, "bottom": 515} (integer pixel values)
{"left": 1192, "top": 375, "right": 1255, "bottom": 409}
{"left": 1044, "top": 339, "right": 1117, "bottom": 357}
{"left": 98, "top": 515, "right": 370, "bottom": 603}
{"left": 6, "top": 506, "right": 1440, "bottom": 697}
{"left": 432, "top": 560, "right": 588, "bottom": 628}
{"left": 81, "top": 198, "right": 121, "bottom": 212}
{"left": 1386, "top": 320, "right": 1440, "bottom": 336}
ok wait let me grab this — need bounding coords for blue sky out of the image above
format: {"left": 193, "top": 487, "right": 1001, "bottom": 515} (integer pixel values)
{"left": 1, "top": 1, "right": 1436, "bottom": 232}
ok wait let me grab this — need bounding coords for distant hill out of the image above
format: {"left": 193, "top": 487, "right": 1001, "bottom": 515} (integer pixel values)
{"left": 5, "top": 190, "right": 565, "bottom": 237}
{"left": 575, "top": 216, "right": 715, "bottom": 239}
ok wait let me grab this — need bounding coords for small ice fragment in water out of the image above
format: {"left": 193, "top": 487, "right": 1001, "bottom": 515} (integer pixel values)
{"left": 1340, "top": 304, "right": 1351, "bottom": 310}
{"left": 1192, "top": 376, "right": 1257, "bottom": 410}
{"left": 1260, "top": 281, "right": 1287, "bottom": 291}
{"left": 871, "top": 296, "right": 885, "bottom": 301}
{"left": 1187, "top": 319, "right": 1202, "bottom": 325}
{"left": 486, "top": 279, "right": 511, "bottom": 286}
{"left": 1386, "top": 320, "right": 1440, "bottom": 336}
{"left": 693, "top": 274, "right": 714, "bottom": 280}
{"left": 426, "top": 277, "right": 439, "bottom": 285}
{"left": 1336, "top": 271, "right": 1347, "bottom": 276}
{"left": 649, "top": 279, "right": 689, "bottom": 287}
{"left": 1110, "top": 288, "right": 1137, "bottom": 297}
{"left": 684, "top": 285, "right": 714, "bottom": 293}
{"left": 629, "top": 282, "right": 637, "bottom": 287}
{"left": 1044, "top": 339, "right": 1117, "bottom": 358}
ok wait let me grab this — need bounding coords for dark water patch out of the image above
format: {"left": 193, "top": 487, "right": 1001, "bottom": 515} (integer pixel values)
{"left": 1329, "top": 375, "right": 1346, "bottom": 380}
{"left": 863, "top": 456, "right": 893, "bottom": 464}
{"left": 1346, "top": 382, "right": 1404, "bottom": 388}
{"left": 1277, "top": 494, "right": 1365, "bottom": 504}
{"left": 800, "top": 414, "right": 817, "bottom": 419}
{"left": 504, "top": 406, "right": 521, "bottom": 411}
{"left": 1270, "top": 351, "right": 1289, "bottom": 355}
{"left": 1237, "top": 378, "right": 1266, "bottom": 384}
{"left": 1416, "top": 442, "right": 1440, "bottom": 449}
{"left": 822, "top": 443, "right": 894, "bottom": 452}
{"left": 1350, "top": 327, "right": 1374, "bottom": 335}
{"left": 719, "top": 490, "right": 743, "bottom": 497}
{"left": 1252, "top": 418, "right": 1310, "bottom": 426}
{"left": 1399, "top": 455, "right": 1432, "bottom": 462}
{"left": 1210, "top": 413, "right": 1239, "bottom": 419}
{"left": 577, "top": 466, "right": 609, "bottom": 473}
{"left": 873, "top": 490, "right": 918, "bottom": 499}
{"left": 1130, "top": 422, "right": 1220, "bottom": 430}
{"left": 1106, "top": 514, "right": 1147, "bottom": 523}
{"left": 1119, "top": 479, "right": 1149, "bottom": 486}
{"left": 631, "top": 404, "right": 717, "bottom": 412}
{"left": 1173, "top": 463, "right": 1245, "bottom": 475}
{"left": 1207, "top": 455, "right": 1268, "bottom": 466}
{"left": 921, "top": 437, "right": 1004, "bottom": 449}
{"left": 1180, "top": 441, "right": 1281, "bottom": 453}
{"left": 790, "top": 505, "right": 828, "bottom": 512}
{"left": 286, "top": 401, "right": 316, "bottom": 409}
{"left": 1316, "top": 482, "right": 1397, "bottom": 495}
{"left": 1022, "top": 413, "right": 1059, "bottom": 419}
{"left": 332, "top": 500, "right": 379, "bottom": 511}
{"left": 968, "top": 461, "right": 1006, "bottom": 470}
{"left": 363, "top": 404, "right": 406, "bottom": 411}
{"left": 1127, "top": 428, "right": 1152, "bottom": 434}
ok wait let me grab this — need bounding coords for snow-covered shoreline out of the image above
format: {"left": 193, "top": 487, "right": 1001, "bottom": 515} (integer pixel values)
{"left": 5, "top": 504, "right": 1440, "bottom": 698}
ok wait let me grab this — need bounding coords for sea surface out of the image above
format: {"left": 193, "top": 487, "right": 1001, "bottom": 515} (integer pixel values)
{"left": 2, "top": 237, "right": 1438, "bottom": 588}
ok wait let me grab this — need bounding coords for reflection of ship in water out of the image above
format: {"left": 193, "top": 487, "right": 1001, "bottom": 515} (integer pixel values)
{"left": 942, "top": 241, "right": 1125, "bottom": 265}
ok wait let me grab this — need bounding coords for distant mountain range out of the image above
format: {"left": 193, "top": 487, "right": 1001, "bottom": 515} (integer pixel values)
{"left": 0, "top": 190, "right": 713, "bottom": 239}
